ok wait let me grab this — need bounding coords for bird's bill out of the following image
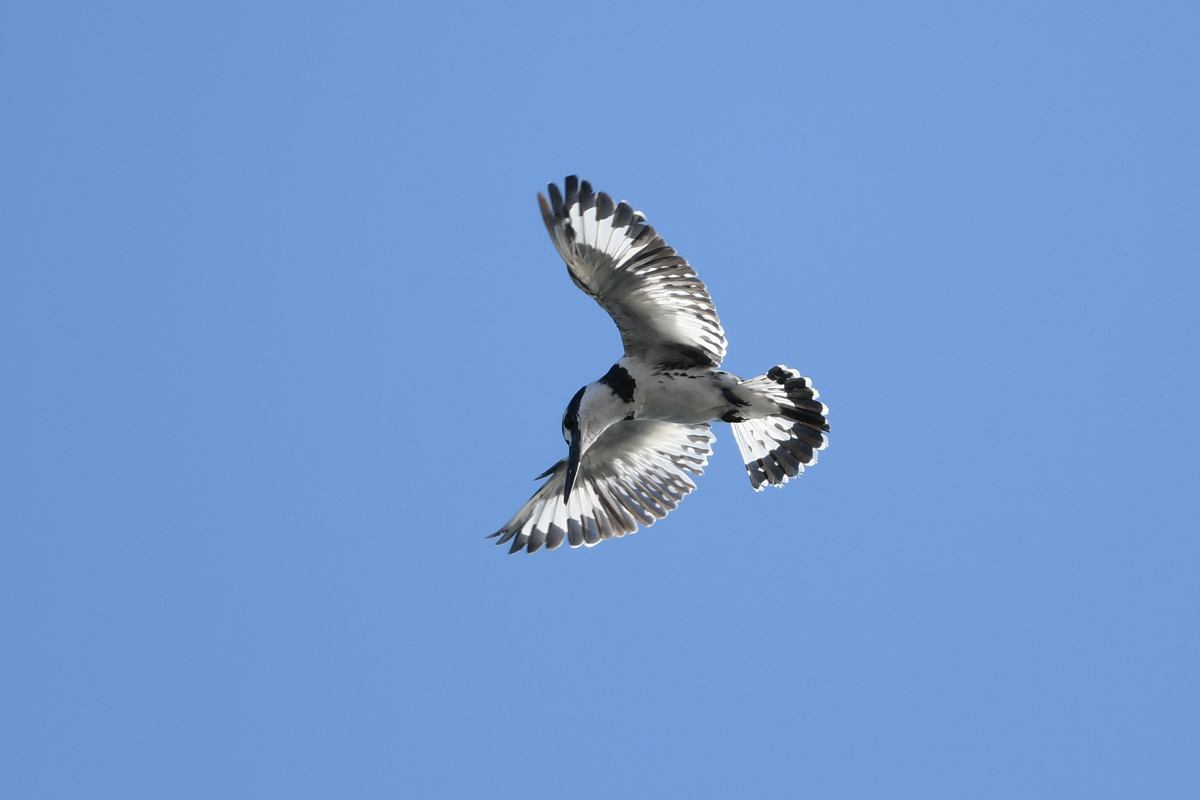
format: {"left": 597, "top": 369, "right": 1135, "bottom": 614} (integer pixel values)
{"left": 563, "top": 435, "right": 582, "bottom": 503}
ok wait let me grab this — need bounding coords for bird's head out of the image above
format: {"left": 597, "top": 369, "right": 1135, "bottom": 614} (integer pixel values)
{"left": 561, "top": 380, "right": 632, "bottom": 502}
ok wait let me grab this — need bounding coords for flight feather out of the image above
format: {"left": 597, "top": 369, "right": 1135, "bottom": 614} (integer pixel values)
{"left": 538, "top": 176, "right": 728, "bottom": 369}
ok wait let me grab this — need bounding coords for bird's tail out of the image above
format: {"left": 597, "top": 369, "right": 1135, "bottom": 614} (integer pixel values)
{"left": 730, "top": 366, "right": 829, "bottom": 490}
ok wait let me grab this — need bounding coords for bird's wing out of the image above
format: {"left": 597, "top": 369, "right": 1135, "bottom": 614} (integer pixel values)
{"left": 538, "top": 176, "right": 728, "bottom": 369}
{"left": 490, "top": 420, "right": 715, "bottom": 554}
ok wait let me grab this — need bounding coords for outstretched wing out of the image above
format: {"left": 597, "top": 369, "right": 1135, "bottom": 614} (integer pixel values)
{"left": 538, "top": 176, "right": 728, "bottom": 369}
{"left": 490, "top": 420, "right": 715, "bottom": 554}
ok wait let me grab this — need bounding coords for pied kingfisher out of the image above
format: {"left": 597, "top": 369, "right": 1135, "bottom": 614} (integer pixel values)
{"left": 491, "top": 176, "right": 829, "bottom": 553}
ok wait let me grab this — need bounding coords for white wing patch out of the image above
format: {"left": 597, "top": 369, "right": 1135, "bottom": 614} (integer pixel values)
{"left": 539, "top": 176, "right": 728, "bottom": 369}
{"left": 490, "top": 420, "right": 716, "bottom": 554}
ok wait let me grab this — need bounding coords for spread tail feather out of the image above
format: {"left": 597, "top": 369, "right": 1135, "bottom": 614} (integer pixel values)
{"left": 731, "top": 366, "right": 829, "bottom": 490}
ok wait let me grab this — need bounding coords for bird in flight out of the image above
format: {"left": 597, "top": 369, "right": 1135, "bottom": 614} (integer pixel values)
{"left": 490, "top": 176, "right": 829, "bottom": 553}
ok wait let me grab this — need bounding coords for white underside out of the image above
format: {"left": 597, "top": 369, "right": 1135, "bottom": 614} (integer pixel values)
{"left": 621, "top": 357, "right": 780, "bottom": 424}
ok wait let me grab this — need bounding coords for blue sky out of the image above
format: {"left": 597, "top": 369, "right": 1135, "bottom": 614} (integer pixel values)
{"left": 2, "top": 2, "right": 1198, "bottom": 797}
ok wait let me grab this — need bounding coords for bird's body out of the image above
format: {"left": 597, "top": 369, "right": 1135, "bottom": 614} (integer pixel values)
{"left": 491, "top": 177, "right": 829, "bottom": 553}
{"left": 595, "top": 359, "right": 743, "bottom": 425}
{"left": 624, "top": 361, "right": 743, "bottom": 424}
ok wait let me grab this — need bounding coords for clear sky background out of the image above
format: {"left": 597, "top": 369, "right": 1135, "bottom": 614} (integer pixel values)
{"left": 3, "top": 2, "right": 1198, "bottom": 798}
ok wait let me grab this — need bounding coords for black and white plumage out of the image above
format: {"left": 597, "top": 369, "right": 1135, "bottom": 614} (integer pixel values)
{"left": 491, "top": 176, "right": 829, "bottom": 554}
{"left": 493, "top": 420, "right": 716, "bottom": 553}
{"left": 538, "top": 178, "right": 728, "bottom": 369}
